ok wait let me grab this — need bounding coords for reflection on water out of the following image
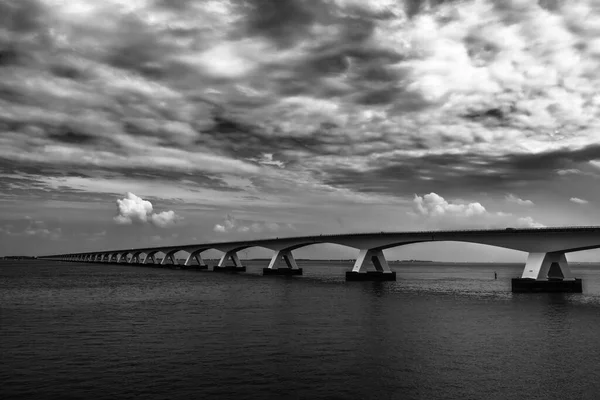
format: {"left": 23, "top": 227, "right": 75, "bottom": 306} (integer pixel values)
{"left": 2, "top": 260, "right": 600, "bottom": 399}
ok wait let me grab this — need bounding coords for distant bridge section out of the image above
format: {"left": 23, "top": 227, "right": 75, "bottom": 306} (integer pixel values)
{"left": 39, "top": 226, "right": 600, "bottom": 291}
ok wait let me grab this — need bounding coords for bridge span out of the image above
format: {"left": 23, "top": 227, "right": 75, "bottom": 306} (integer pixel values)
{"left": 38, "top": 226, "right": 600, "bottom": 292}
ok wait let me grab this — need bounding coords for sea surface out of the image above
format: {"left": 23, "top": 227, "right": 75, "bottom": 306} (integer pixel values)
{"left": 3, "top": 259, "right": 600, "bottom": 400}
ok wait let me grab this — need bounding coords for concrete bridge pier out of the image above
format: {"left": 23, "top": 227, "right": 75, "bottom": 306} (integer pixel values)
{"left": 161, "top": 251, "right": 180, "bottom": 269}
{"left": 512, "top": 252, "right": 582, "bottom": 293}
{"left": 129, "top": 252, "right": 142, "bottom": 265}
{"left": 143, "top": 253, "right": 156, "bottom": 265}
{"left": 183, "top": 250, "right": 208, "bottom": 270}
{"left": 214, "top": 251, "right": 246, "bottom": 272}
{"left": 263, "top": 250, "right": 302, "bottom": 276}
{"left": 346, "top": 248, "right": 396, "bottom": 281}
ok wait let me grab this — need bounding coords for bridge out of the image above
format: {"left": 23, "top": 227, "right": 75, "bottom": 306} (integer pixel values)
{"left": 38, "top": 226, "right": 600, "bottom": 292}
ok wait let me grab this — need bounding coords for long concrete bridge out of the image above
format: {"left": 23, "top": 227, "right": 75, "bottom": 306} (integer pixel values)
{"left": 38, "top": 226, "right": 600, "bottom": 292}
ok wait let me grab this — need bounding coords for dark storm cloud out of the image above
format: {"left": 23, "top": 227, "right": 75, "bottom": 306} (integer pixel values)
{"left": 1, "top": 0, "right": 600, "bottom": 208}
{"left": 322, "top": 143, "right": 600, "bottom": 195}
{"left": 0, "top": 171, "right": 104, "bottom": 204}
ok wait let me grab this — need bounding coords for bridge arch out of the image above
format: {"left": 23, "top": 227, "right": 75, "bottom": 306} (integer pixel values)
{"left": 116, "top": 251, "right": 131, "bottom": 263}
{"left": 143, "top": 250, "right": 163, "bottom": 264}
{"left": 161, "top": 249, "right": 181, "bottom": 265}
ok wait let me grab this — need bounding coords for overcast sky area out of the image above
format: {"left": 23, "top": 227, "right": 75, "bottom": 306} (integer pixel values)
{"left": 2, "top": 0, "right": 600, "bottom": 262}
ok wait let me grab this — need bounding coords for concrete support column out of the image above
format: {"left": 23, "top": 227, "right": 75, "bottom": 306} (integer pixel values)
{"left": 346, "top": 248, "right": 396, "bottom": 281}
{"left": 351, "top": 249, "right": 392, "bottom": 273}
{"left": 161, "top": 251, "right": 178, "bottom": 266}
{"left": 267, "top": 250, "right": 299, "bottom": 269}
{"left": 214, "top": 251, "right": 246, "bottom": 272}
{"left": 183, "top": 250, "right": 208, "bottom": 270}
{"left": 513, "top": 252, "right": 582, "bottom": 293}
{"left": 184, "top": 250, "right": 205, "bottom": 266}
{"left": 521, "top": 252, "right": 574, "bottom": 280}
{"left": 218, "top": 251, "right": 243, "bottom": 268}
{"left": 144, "top": 253, "right": 156, "bottom": 265}
{"left": 263, "top": 249, "right": 303, "bottom": 275}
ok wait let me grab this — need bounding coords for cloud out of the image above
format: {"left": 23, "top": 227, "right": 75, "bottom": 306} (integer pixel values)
{"left": 0, "top": 225, "right": 14, "bottom": 236}
{"left": 516, "top": 217, "right": 545, "bottom": 228}
{"left": 3, "top": 0, "right": 600, "bottom": 198}
{"left": 150, "top": 210, "right": 181, "bottom": 228}
{"left": 213, "top": 213, "right": 285, "bottom": 234}
{"left": 411, "top": 192, "right": 544, "bottom": 229}
{"left": 557, "top": 169, "right": 582, "bottom": 176}
{"left": 85, "top": 230, "right": 107, "bottom": 242}
{"left": 570, "top": 197, "right": 589, "bottom": 204}
{"left": 114, "top": 192, "right": 153, "bottom": 224}
{"left": 414, "top": 193, "right": 486, "bottom": 218}
{"left": 248, "top": 153, "right": 285, "bottom": 168}
{"left": 0, "top": 219, "right": 62, "bottom": 240}
{"left": 114, "top": 192, "right": 181, "bottom": 228}
{"left": 213, "top": 224, "right": 226, "bottom": 233}
{"left": 505, "top": 194, "right": 534, "bottom": 206}
{"left": 23, "top": 219, "right": 62, "bottom": 240}
{"left": 2, "top": 0, "right": 600, "bottom": 250}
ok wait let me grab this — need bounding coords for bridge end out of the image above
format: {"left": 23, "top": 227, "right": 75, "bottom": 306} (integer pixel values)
{"left": 346, "top": 271, "right": 396, "bottom": 281}
{"left": 511, "top": 278, "right": 582, "bottom": 293}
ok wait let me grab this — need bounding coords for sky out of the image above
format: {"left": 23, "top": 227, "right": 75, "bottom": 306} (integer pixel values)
{"left": 1, "top": 0, "right": 600, "bottom": 262}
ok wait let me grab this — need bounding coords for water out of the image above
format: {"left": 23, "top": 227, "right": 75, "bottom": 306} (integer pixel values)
{"left": 3, "top": 259, "right": 600, "bottom": 399}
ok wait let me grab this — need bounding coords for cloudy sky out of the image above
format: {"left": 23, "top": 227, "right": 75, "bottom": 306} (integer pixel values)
{"left": 1, "top": 0, "right": 600, "bottom": 261}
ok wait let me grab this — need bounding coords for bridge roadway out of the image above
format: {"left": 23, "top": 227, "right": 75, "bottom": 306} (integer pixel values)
{"left": 38, "top": 226, "right": 600, "bottom": 291}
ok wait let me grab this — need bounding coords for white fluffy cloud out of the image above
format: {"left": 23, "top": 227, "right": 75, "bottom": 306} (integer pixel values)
{"left": 114, "top": 192, "right": 153, "bottom": 224}
{"left": 213, "top": 214, "right": 285, "bottom": 234}
{"left": 414, "top": 193, "right": 486, "bottom": 218}
{"left": 150, "top": 210, "right": 181, "bottom": 228}
{"left": 114, "top": 192, "right": 181, "bottom": 228}
{"left": 516, "top": 217, "right": 545, "bottom": 228}
{"left": 505, "top": 194, "right": 534, "bottom": 206}
{"left": 412, "top": 192, "right": 544, "bottom": 229}
{"left": 570, "top": 197, "right": 589, "bottom": 204}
